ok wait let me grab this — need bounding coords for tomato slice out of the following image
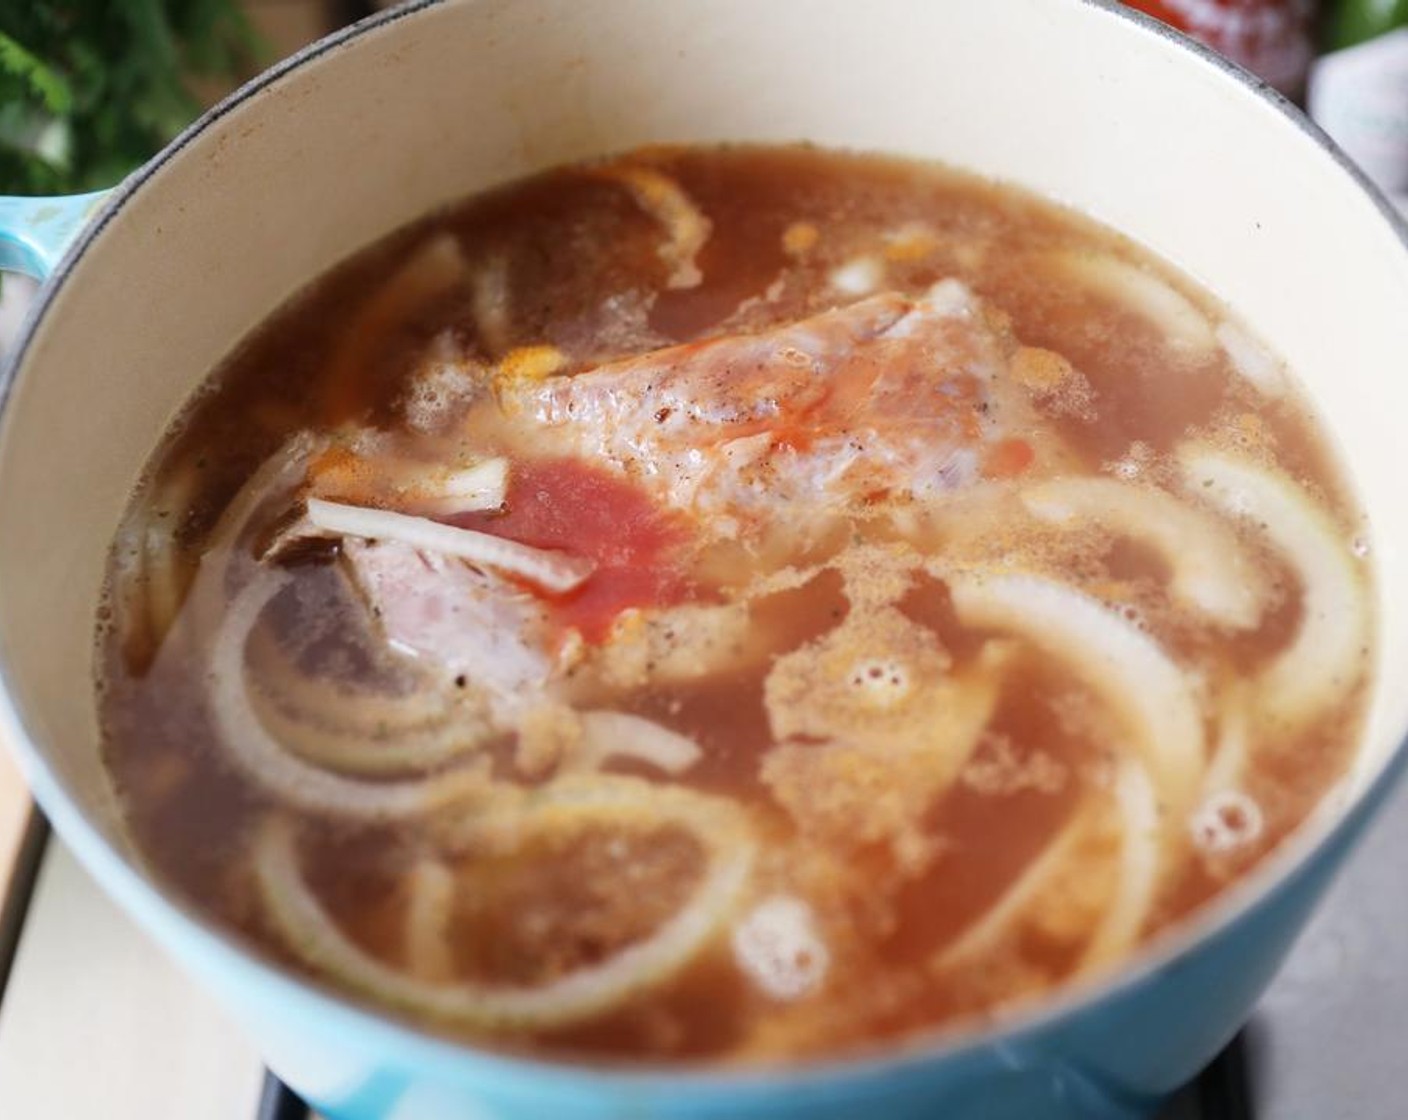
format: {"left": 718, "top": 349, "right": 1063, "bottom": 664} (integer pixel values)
{"left": 457, "top": 458, "right": 695, "bottom": 641}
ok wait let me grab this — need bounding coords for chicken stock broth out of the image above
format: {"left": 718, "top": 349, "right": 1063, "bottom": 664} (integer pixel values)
{"left": 98, "top": 146, "right": 1373, "bottom": 1063}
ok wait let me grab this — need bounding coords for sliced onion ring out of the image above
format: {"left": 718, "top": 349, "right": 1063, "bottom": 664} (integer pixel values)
{"left": 322, "top": 235, "right": 467, "bottom": 419}
{"left": 1178, "top": 444, "right": 1370, "bottom": 728}
{"left": 140, "top": 461, "right": 199, "bottom": 651}
{"left": 1078, "top": 761, "right": 1160, "bottom": 970}
{"left": 1045, "top": 251, "right": 1215, "bottom": 356}
{"left": 310, "top": 453, "right": 508, "bottom": 518}
{"left": 946, "top": 571, "right": 1205, "bottom": 815}
{"left": 305, "top": 498, "right": 594, "bottom": 594}
{"left": 933, "top": 760, "right": 1159, "bottom": 975}
{"left": 1216, "top": 320, "right": 1286, "bottom": 397}
{"left": 573, "top": 710, "right": 703, "bottom": 775}
{"left": 246, "top": 620, "right": 457, "bottom": 735}
{"left": 407, "top": 458, "right": 509, "bottom": 516}
{"left": 245, "top": 685, "right": 485, "bottom": 778}
{"left": 1021, "top": 477, "right": 1265, "bottom": 629}
{"left": 208, "top": 570, "right": 489, "bottom": 818}
{"left": 404, "top": 859, "right": 457, "bottom": 983}
{"left": 186, "top": 434, "right": 322, "bottom": 634}
{"left": 255, "top": 775, "right": 755, "bottom": 1029}
{"left": 930, "top": 812, "right": 1086, "bottom": 970}
{"left": 595, "top": 164, "right": 711, "bottom": 289}
{"left": 1203, "top": 680, "right": 1252, "bottom": 797}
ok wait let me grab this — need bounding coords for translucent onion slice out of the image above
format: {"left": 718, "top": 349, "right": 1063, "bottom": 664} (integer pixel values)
{"left": 933, "top": 760, "right": 1159, "bottom": 975}
{"left": 404, "top": 859, "right": 457, "bottom": 983}
{"left": 1216, "top": 320, "right": 1286, "bottom": 397}
{"left": 143, "top": 520, "right": 186, "bottom": 645}
{"left": 574, "top": 710, "right": 703, "bottom": 775}
{"left": 1203, "top": 681, "right": 1252, "bottom": 797}
{"left": 256, "top": 777, "right": 755, "bottom": 1029}
{"left": 407, "top": 458, "right": 508, "bottom": 516}
{"left": 1021, "top": 477, "right": 1265, "bottom": 628}
{"left": 1046, "top": 251, "right": 1216, "bottom": 356}
{"left": 245, "top": 685, "right": 484, "bottom": 777}
{"left": 470, "top": 254, "right": 512, "bottom": 357}
{"left": 208, "top": 570, "right": 489, "bottom": 818}
{"left": 311, "top": 453, "right": 508, "bottom": 518}
{"left": 225, "top": 438, "right": 323, "bottom": 558}
{"left": 140, "top": 461, "right": 199, "bottom": 651}
{"left": 1178, "top": 445, "right": 1370, "bottom": 728}
{"left": 1078, "top": 761, "right": 1160, "bottom": 970}
{"left": 931, "top": 813, "right": 1086, "bottom": 969}
{"left": 946, "top": 572, "right": 1205, "bottom": 814}
{"left": 596, "top": 164, "right": 711, "bottom": 289}
{"left": 236, "top": 563, "right": 489, "bottom": 778}
{"left": 110, "top": 524, "right": 152, "bottom": 667}
{"left": 190, "top": 433, "right": 319, "bottom": 597}
{"left": 323, "top": 235, "right": 467, "bottom": 418}
{"left": 1186, "top": 682, "right": 1266, "bottom": 855}
{"left": 246, "top": 623, "right": 456, "bottom": 735}
{"left": 304, "top": 498, "right": 594, "bottom": 594}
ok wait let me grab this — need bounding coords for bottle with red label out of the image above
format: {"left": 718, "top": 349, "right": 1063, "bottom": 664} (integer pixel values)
{"left": 1124, "top": 1, "right": 1318, "bottom": 100}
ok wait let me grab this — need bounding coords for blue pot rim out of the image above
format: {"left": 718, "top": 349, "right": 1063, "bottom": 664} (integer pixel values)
{"left": 1, "top": 0, "right": 1407, "bottom": 1095}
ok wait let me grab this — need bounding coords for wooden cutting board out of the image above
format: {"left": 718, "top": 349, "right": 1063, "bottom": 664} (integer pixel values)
{"left": 0, "top": 728, "right": 265, "bottom": 1117}
{"left": 0, "top": 843, "right": 265, "bottom": 1118}
{"left": 0, "top": 749, "right": 33, "bottom": 951}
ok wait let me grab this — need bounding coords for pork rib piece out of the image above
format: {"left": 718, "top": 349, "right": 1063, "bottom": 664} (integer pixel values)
{"left": 503, "top": 281, "right": 1051, "bottom": 521}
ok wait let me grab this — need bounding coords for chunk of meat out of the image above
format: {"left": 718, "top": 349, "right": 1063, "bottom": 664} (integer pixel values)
{"left": 502, "top": 281, "right": 1055, "bottom": 526}
{"left": 341, "top": 539, "right": 554, "bottom": 718}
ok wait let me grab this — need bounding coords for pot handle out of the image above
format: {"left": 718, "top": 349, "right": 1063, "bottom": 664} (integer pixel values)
{"left": 0, "top": 190, "right": 112, "bottom": 279}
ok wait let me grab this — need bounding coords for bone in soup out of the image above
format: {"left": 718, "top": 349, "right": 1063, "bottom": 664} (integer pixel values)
{"left": 99, "top": 146, "right": 1372, "bottom": 1061}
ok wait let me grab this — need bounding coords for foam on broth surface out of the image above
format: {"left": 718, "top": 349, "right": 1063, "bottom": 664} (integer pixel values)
{"left": 97, "top": 146, "right": 1373, "bottom": 1062}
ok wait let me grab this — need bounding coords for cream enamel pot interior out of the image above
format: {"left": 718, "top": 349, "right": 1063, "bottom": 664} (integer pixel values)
{"left": 2, "top": 2, "right": 1408, "bottom": 1118}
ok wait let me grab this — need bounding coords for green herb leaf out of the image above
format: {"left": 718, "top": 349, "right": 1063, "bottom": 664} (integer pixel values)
{"left": 0, "top": 2, "right": 263, "bottom": 195}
